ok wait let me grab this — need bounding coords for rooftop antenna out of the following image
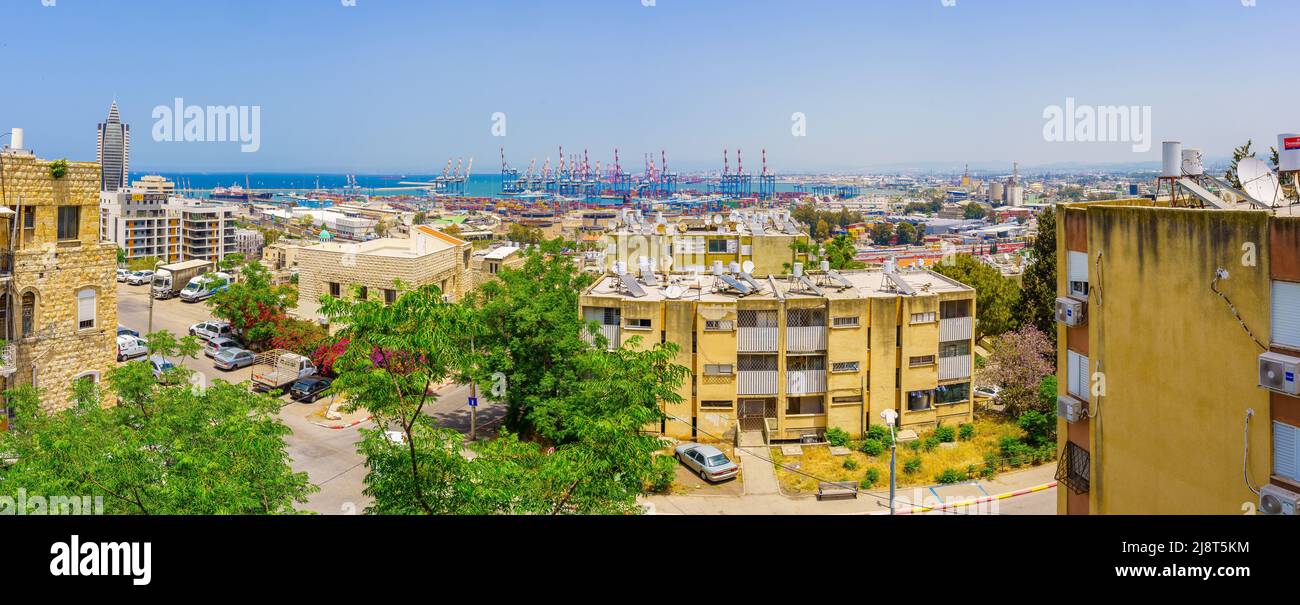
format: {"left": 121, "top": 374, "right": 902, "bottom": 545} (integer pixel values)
{"left": 1239, "top": 157, "right": 1282, "bottom": 207}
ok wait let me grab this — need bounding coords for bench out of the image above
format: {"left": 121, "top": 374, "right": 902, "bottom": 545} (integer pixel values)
{"left": 817, "top": 481, "right": 858, "bottom": 501}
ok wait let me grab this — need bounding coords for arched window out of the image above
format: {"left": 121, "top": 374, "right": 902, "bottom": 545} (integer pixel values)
{"left": 76, "top": 288, "right": 97, "bottom": 330}
{"left": 21, "top": 292, "right": 35, "bottom": 337}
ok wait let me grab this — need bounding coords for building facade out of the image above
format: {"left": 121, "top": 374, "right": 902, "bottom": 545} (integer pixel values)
{"left": 172, "top": 199, "right": 237, "bottom": 262}
{"left": 0, "top": 144, "right": 119, "bottom": 423}
{"left": 579, "top": 266, "right": 976, "bottom": 442}
{"left": 234, "top": 228, "right": 265, "bottom": 259}
{"left": 1054, "top": 199, "right": 1300, "bottom": 514}
{"left": 99, "top": 179, "right": 182, "bottom": 264}
{"left": 294, "top": 226, "right": 471, "bottom": 323}
{"left": 95, "top": 101, "right": 129, "bottom": 193}
{"left": 601, "top": 215, "right": 810, "bottom": 278}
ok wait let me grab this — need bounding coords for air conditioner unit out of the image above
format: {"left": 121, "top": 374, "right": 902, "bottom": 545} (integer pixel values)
{"left": 1259, "top": 484, "right": 1300, "bottom": 516}
{"left": 1057, "top": 395, "right": 1084, "bottom": 423}
{"left": 1258, "top": 351, "right": 1300, "bottom": 396}
{"left": 1055, "top": 297, "right": 1087, "bottom": 327}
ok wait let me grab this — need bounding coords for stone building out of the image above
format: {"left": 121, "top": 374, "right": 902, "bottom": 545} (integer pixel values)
{"left": 293, "top": 225, "right": 471, "bottom": 324}
{"left": 0, "top": 138, "right": 119, "bottom": 422}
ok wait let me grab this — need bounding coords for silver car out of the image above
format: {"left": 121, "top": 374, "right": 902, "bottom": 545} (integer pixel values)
{"left": 674, "top": 443, "right": 739, "bottom": 482}
{"left": 213, "top": 348, "right": 255, "bottom": 371}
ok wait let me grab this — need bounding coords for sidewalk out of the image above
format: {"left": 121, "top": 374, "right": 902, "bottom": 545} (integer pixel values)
{"left": 645, "top": 463, "right": 1057, "bottom": 515}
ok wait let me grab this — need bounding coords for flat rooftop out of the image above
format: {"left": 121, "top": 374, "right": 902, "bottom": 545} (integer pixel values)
{"left": 584, "top": 267, "right": 971, "bottom": 303}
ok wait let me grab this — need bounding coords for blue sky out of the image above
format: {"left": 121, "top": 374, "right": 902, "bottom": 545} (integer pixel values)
{"left": 0, "top": 0, "right": 1295, "bottom": 173}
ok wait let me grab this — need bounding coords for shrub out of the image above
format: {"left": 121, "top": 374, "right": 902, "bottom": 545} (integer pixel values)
{"left": 826, "top": 427, "right": 851, "bottom": 447}
{"left": 980, "top": 463, "right": 997, "bottom": 479}
{"left": 998, "top": 435, "right": 1021, "bottom": 457}
{"left": 958, "top": 423, "right": 975, "bottom": 441}
{"left": 921, "top": 435, "right": 940, "bottom": 452}
{"left": 867, "top": 425, "right": 889, "bottom": 442}
{"left": 842, "top": 457, "right": 859, "bottom": 471}
{"left": 906, "top": 439, "right": 921, "bottom": 452}
{"left": 934, "top": 425, "right": 956, "bottom": 443}
{"left": 49, "top": 159, "right": 69, "bottom": 179}
{"left": 859, "top": 438, "right": 884, "bottom": 457}
{"left": 1018, "top": 410, "right": 1056, "bottom": 446}
{"left": 860, "top": 468, "right": 881, "bottom": 490}
{"left": 935, "top": 468, "right": 966, "bottom": 484}
{"left": 903, "top": 456, "right": 922, "bottom": 475}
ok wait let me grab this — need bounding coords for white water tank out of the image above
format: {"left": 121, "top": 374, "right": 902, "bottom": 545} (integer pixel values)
{"left": 1181, "top": 148, "right": 1204, "bottom": 176}
{"left": 8, "top": 128, "right": 22, "bottom": 151}
{"left": 1162, "top": 142, "right": 1182, "bottom": 177}
{"left": 1280, "top": 134, "right": 1300, "bottom": 173}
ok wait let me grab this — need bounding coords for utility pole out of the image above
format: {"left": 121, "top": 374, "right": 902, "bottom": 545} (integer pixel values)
{"left": 147, "top": 260, "right": 163, "bottom": 334}
{"left": 468, "top": 332, "right": 477, "bottom": 440}
{"left": 881, "top": 409, "right": 898, "bottom": 515}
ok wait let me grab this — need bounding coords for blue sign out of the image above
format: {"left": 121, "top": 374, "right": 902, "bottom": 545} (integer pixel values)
{"left": 1287, "top": 372, "right": 1295, "bottom": 383}
{"left": 468, "top": 396, "right": 478, "bottom": 408}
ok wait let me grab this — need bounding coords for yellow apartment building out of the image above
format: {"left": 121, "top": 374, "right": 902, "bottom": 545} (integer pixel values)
{"left": 579, "top": 264, "right": 976, "bottom": 442}
{"left": 600, "top": 211, "right": 811, "bottom": 278}
{"left": 1054, "top": 199, "right": 1300, "bottom": 514}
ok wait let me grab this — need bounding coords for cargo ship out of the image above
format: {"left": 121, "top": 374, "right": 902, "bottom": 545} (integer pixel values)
{"left": 209, "top": 183, "right": 274, "bottom": 203}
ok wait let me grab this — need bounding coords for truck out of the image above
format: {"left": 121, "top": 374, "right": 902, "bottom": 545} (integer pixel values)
{"left": 179, "top": 272, "right": 233, "bottom": 303}
{"left": 250, "top": 350, "right": 318, "bottom": 393}
{"left": 152, "top": 260, "right": 213, "bottom": 300}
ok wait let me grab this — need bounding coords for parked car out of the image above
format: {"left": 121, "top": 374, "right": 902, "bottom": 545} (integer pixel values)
{"left": 974, "top": 385, "right": 1002, "bottom": 400}
{"left": 673, "top": 443, "right": 739, "bottom": 482}
{"left": 289, "top": 376, "right": 332, "bottom": 402}
{"left": 189, "top": 321, "right": 233, "bottom": 342}
{"left": 213, "top": 348, "right": 256, "bottom": 371}
{"left": 127, "top": 270, "right": 155, "bottom": 285}
{"left": 148, "top": 355, "right": 176, "bottom": 380}
{"left": 204, "top": 336, "right": 243, "bottom": 358}
{"left": 116, "top": 335, "right": 149, "bottom": 362}
{"left": 116, "top": 269, "right": 130, "bottom": 282}
{"left": 117, "top": 325, "right": 140, "bottom": 338}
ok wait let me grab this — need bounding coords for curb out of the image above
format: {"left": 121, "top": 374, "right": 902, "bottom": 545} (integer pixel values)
{"left": 856, "top": 480, "right": 1058, "bottom": 515}
{"left": 311, "top": 416, "right": 373, "bottom": 430}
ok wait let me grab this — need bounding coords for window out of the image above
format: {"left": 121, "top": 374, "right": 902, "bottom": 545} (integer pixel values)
{"left": 76, "top": 288, "right": 96, "bottom": 330}
{"left": 909, "top": 355, "right": 936, "bottom": 367}
{"left": 1272, "top": 281, "right": 1300, "bottom": 350}
{"left": 831, "top": 361, "right": 860, "bottom": 373}
{"left": 703, "top": 364, "right": 734, "bottom": 376}
{"left": 832, "top": 316, "right": 860, "bottom": 328}
{"left": 940, "top": 299, "right": 971, "bottom": 318}
{"left": 910, "top": 311, "right": 936, "bottom": 324}
{"left": 1056, "top": 441, "right": 1090, "bottom": 494}
{"left": 705, "top": 319, "right": 734, "bottom": 331}
{"left": 1067, "top": 251, "right": 1089, "bottom": 298}
{"left": 1067, "top": 350, "right": 1090, "bottom": 401}
{"left": 57, "top": 206, "right": 81, "bottom": 240}
{"left": 357, "top": 286, "right": 368, "bottom": 300}
{"left": 940, "top": 341, "right": 971, "bottom": 357}
{"left": 1274, "top": 421, "right": 1299, "bottom": 482}
{"left": 700, "top": 400, "right": 732, "bottom": 409}
{"left": 488, "top": 262, "right": 499, "bottom": 275}
{"left": 786, "top": 308, "right": 826, "bottom": 327}
{"left": 384, "top": 288, "right": 397, "bottom": 304}
{"left": 831, "top": 395, "right": 863, "bottom": 404}
{"left": 785, "top": 395, "right": 825, "bottom": 415}
{"left": 625, "top": 317, "right": 652, "bottom": 329}
{"left": 907, "top": 390, "right": 933, "bottom": 411}
{"left": 21, "top": 292, "right": 35, "bottom": 336}
{"left": 738, "top": 309, "right": 778, "bottom": 328}
{"left": 935, "top": 382, "right": 970, "bottom": 405}
{"left": 707, "top": 239, "right": 735, "bottom": 254}
{"left": 328, "top": 282, "right": 341, "bottom": 297}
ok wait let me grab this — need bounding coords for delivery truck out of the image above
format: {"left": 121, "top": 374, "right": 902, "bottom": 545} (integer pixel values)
{"left": 250, "top": 350, "right": 318, "bottom": 393}
{"left": 152, "top": 260, "right": 213, "bottom": 300}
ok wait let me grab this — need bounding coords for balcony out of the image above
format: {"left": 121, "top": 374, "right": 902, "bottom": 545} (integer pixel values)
{"left": 786, "top": 369, "right": 827, "bottom": 395}
{"left": 939, "top": 316, "right": 973, "bottom": 342}
{"left": 737, "top": 371, "right": 778, "bottom": 396}
{"left": 785, "top": 326, "right": 827, "bottom": 352}
{"left": 737, "top": 327, "right": 778, "bottom": 352}
{"left": 938, "top": 354, "right": 972, "bottom": 381}
{"left": 584, "top": 324, "right": 620, "bottom": 350}
{"left": 0, "top": 343, "right": 16, "bottom": 377}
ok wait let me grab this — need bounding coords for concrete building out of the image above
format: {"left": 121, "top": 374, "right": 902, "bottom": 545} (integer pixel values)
{"left": 171, "top": 199, "right": 237, "bottom": 262}
{"left": 233, "top": 228, "right": 265, "bottom": 258}
{"left": 294, "top": 226, "right": 471, "bottom": 323}
{"left": 579, "top": 264, "right": 976, "bottom": 442}
{"left": 0, "top": 135, "right": 119, "bottom": 422}
{"left": 265, "top": 207, "right": 376, "bottom": 241}
{"left": 1053, "top": 198, "right": 1300, "bottom": 514}
{"left": 600, "top": 210, "right": 810, "bottom": 278}
{"left": 261, "top": 239, "right": 308, "bottom": 284}
{"left": 470, "top": 244, "right": 524, "bottom": 289}
{"left": 99, "top": 179, "right": 182, "bottom": 263}
{"left": 95, "top": 101, "right": 129, "bottom": 192}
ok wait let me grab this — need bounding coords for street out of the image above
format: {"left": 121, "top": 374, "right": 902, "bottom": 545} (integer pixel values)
{"left": 114, "top": 282, "right": 502, "bottom": 514}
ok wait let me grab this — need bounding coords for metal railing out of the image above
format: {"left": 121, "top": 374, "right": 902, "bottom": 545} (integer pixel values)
{"left": 737, "top": 327, "right": 778, "bottom": 352}
{"left": 737, "top": 370, "right": 778, "bottom": 395}
{"left": 939, "top": 316, "right": 974, "bottom": 342}
{"left": 786, "top": 326, "right": 827, "bottom": 352}
{"left": 938, "top": 354, "right": 972, "bottom": 381}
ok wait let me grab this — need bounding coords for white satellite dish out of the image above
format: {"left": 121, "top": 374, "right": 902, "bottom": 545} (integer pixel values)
{"left": 660, "top": 255, "right": 674, "bottom": 269}
{"left": 1239, "top": 157, "right": 1281, "bottom": 207}
{"left": 664, "top": 285, "right": 684, "bottom": 300}
{"left": 741, "top": 260, "right": 755, "bottom": 274}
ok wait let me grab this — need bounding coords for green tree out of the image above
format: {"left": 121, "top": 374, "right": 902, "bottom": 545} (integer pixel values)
{"left": 208, "top": 261, "right": 297, "bottom": 347}
{"left": 0, "top": 371, "right": 315, "bottom": 514}
{"left": 813, "top": 219, "right": 831, "bottom": 240}
{"left": 895, "top": 221, "right": 919, "bottom": 245}
{"left": 127, "top": 255, "right": 161, "bottom": 272}
{"left": 869, "top": 222, "right": 894, "bottom": 246}
{"left": 823, "top": 234, "right": 863, "bottom": 270}
{"left": 932, "top": 254, "right": 1020, "bottom": 339}
{"left": 218, "top": 252, "right": 246, "bottom": 272}
{"left": 115, "top": 246, "right": 127, "bottom": 267}
{"left": 963, "top": 202, "right": 988, "bottom": 220}
{"left": 1012, "top": 205, "right": 1057, "bottom": 348}
{"left": 1225, "top": 140, "right": 1256, "bottom": 189}
{"left": 507, "top": 223, "right": 544, "bottom": 245}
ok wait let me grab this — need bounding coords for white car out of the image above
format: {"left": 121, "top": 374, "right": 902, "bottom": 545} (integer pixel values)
{"left": 974, "top": 385, "right": 1002, "bottom": 400}
{"left": 189, "top": 321, "right": 233, "bottom": 342}
{"left": 116, "top": 335, "right": 149, "bottom": 362}
{"left": 116, "top": 269, "right": 130, "bottom": 282}
{"left": 127, "top": 270, "right": 155, "bottom": 285}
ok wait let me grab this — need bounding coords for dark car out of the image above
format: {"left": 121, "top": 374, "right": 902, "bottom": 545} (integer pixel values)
{"left": 288, "top": 376, "right": 332, "bottom": 402}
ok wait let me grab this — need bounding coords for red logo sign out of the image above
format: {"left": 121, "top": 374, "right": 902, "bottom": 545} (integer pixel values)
{"left": 1286, "top": 136, "right": 1300, "bottom": 151}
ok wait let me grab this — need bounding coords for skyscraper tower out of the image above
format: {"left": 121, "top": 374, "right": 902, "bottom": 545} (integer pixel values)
{"left": 96, "top": 101, "right": 130, "bottom": 192}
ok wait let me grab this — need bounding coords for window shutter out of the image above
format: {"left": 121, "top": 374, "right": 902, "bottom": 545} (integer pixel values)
{"left": 1275, "top": 421, "right": 1299, "bottom": 482}
{"left": 1272, "top": 281, "right": 1300, "bottom": 350}
{"left": 77, "top": 288, "right": 96, "bottom": 328}
{"left": 1067, "top": 251, "right": 1088, "bottom": 284}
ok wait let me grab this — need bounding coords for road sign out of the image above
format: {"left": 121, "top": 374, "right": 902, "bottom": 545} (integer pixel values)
{"left": 468, "top": 396, "right": 478, "bottom": 408}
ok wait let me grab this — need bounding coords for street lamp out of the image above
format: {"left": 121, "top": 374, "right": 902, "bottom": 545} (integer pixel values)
{"left": 880, "top": 409, "right": 898, "bottom": 515}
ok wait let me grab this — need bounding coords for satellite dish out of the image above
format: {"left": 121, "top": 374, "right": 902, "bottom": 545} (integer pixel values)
{"left": 741, "top": 260, "right": 755, "bottom": 274}
{"left": 660, "top": 255, "right": 674, "bottom": 269}
{"left": 664, "top": 285, "right": 684, "bottom": 300}
{"left": 713, "top": 214, "right": 723, "bottom": 225}
{"left": 1239, "top": 157, "right": 1281, "bottom": 206}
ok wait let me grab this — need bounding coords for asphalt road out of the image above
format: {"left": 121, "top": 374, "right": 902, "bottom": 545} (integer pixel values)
{"left": 114, "top": 281, "right": 504, "bottom": 514}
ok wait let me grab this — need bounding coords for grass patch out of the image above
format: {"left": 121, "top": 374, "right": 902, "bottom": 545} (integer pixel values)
{"left": 771, "top": 417, "right": 1027, "bottom": 494}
